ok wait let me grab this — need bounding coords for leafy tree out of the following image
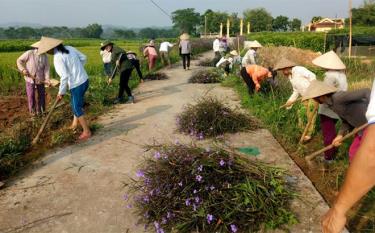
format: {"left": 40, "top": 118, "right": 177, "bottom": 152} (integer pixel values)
{"left": 289, "top": 18, "right": 302, "bottom": 31}
{"left": 114, "top": 29, "right": 137, "bottom": 39}
{"left": 272, "top": 15, "right": 289, "bottom": 31}
{"left": 352, "top": 0, "right": 375, "bottom": 26}
{"left": 172, "top": 8, "right": 201, "bottom": 35}
{"left": 243, "top": 8, "right": 273, "bottom": 32}
{"left": 201, "top": 10, "right": 228, "bottom": 34}
{"left": 311, "top": 16, "right": 323, "bottom": 23}
{"left": 82, "top": 23, "right": 103, "bottom": 38}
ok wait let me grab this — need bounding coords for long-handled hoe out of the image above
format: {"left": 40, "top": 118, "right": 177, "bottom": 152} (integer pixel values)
{"left": 305, "top": 123, "right": 369, "bottom": 164}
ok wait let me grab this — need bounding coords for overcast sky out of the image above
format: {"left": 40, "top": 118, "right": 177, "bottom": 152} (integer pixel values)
{"left": 0, "top": 0, "right": 364, "bottom": 28}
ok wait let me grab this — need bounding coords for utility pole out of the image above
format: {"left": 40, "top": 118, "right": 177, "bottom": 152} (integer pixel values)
{"left": 349, "top": 0, "right": 353, "bottom": 58}
{"left": 226, "top": 18, "right": 230, "bottom": 37}
{"left": 240, "top": 18, "right": 243, "bottom": 36}
{"left": 204, "top": 15, "right": 207, "bottom": 38}
{"left": 220, "top": 23, "right": 223, "bottom": 38}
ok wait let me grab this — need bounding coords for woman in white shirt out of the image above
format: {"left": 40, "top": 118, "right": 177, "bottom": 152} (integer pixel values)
{"left": 242, "top": 41, "right": 262, "bottom": 66}
{"left": 37, "top": 36, "right": 91, "bottom": 141}
{"left": 312, "top": 51, "right": 348, "bottom": 161}
{"left": 274, "top": 58, "right": 317, "bottom": 142}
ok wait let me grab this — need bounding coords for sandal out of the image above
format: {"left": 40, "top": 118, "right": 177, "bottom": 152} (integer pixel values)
{"left": 78, "top": 132, "right": 91, "bottom": 141}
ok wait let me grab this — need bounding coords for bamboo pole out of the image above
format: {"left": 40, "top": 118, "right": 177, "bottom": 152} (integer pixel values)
{"left": 349, "top": 0, "right": 353, "bottom": 58}
{"left": 220, "top": 23, "right": 223, "bottom": 38}
{"left": 247, "top": 22, "right": 250, "bottom": 34}
{"left": 204, "top": 15, "right": 207, "bottom": 38}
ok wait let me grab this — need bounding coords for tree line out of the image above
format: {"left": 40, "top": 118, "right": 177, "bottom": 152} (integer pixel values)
{"left": 1, "top": 0, "right": 374, "bottom": 40}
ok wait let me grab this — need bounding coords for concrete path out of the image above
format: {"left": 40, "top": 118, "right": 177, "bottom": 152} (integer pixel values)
{"left": 0, "top": 52, "right": 341, "bottom": 233}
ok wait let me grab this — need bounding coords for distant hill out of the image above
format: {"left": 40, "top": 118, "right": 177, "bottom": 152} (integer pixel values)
{"left": 0, "top": 22, "right": 45, "bottom": 28}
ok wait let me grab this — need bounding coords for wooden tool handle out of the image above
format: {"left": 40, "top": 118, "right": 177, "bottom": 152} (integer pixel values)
{"left": 305, "top": 123, "right": 369, "bottom": 162}
{"left": 32, "top": 98, "right": 60, "bottom": 145}
{"left": 299, "top": 103, "right": 318, "bottom": 144}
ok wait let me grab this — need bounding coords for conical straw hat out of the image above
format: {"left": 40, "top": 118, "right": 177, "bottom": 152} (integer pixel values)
{"left": 37, "top": 36, "right": 63, "bottom": 55}
{"left": 31, "top": 41, "right": 41, "bottom": 48}
{"left": 180, "top": 33, "right": 190, "bottom": 40}
{"left": 302, "top": 80, "right": 338, "bottom": 101}
{"left": 248, "top": 40, "right": 262, "bottom": 48}
{"left": 312, "top": 51, "right": 346, "bottom": 70}
{"left": 274, "top": 58, "right": 297, "bottom": 70}
{"left": 230, "top": 50, "right": 239, "bottom": 56}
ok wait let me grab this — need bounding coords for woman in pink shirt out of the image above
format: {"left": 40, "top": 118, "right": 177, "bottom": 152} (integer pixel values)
{"left": 17, "top": 41, "right": 50, "bottom": 116}
{"left": 143, "top": 41, "right": 158, "bottom": 71}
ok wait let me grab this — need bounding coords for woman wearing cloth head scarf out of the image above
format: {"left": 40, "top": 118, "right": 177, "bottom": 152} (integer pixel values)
{"left": 274, "top": 58, "right": 317, "bottom": 142}
{"left": 37, "top": 36, "right": 91, "bottom": 140}
{"left": 302, "top": 80, "right": 371, "bottom": 162}
{"left": 312, "top": 51, "right": 348, "bottom": 161}
{"left": 143, "top": 40, "right": 158, "bottom": 71}
{"left": 17, "top": 41, "right": 51, "bottom": 116}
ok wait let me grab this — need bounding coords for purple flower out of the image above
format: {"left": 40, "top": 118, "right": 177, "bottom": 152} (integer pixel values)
{"left": 154, "top": 151, "right": 161, "bottom": 159}
{"left": 219, "top": 160, "right": 225, "bottom": 167}
{"left": 166, "top": 212, "right": 172, "bottom": 219}
{"left": 185, "top": 199, "right": 191, "bottom": 206}
{"left": 193, "top": 189, "right": 198, "bottom": 194}
{"left": 195, "top": 196, "right": 200, "bottom": 203}
{"left": 230, "top": 224, "right": 238, "bottom": 233}
{"left": 198, "top": 165, "right": 203, "bottom": 172}
{"left": 126, "top": 204, "right": 133, "bottom": 209}
{"left": 123, "top": 194, "right": 129, "bottom": 200}
{"left": 143, "top": 196, "right": 150, "bottom": 203}
{"left": 144, "top": 212, "right": 150, "bottom": 219}
{"left": 207, "top": 214, "right": 214, "bottom": 224}
{"left": 198, "top": 132, "right": 204, "bottom": 140}
{"left": 136, "top": 170, "right": 145, "bottom": 178}
{"left": 174, "top": 139, "right": 180, "bottom": 145}
{"left": 193, "top": 204, "right": 197, "bottom": 211}
{"left": 196, "top": 175, "right": 203, "bottom": 182}
{"left": 162, "top": 217, "right": 167, "bottom": 224}
{"left": 157, "top": 229, "right": 164, "bottom": 233}
{"left": 154, "top": 221, "right": 160, "bottom": 229}
{"left": 144, "top": 178, "right": 151, "bottom": 186}
{"left": 178, "top": 181, "right": 183, "bottom": 187}
{"left": 210, "top": 185, "right": 215, "bottom": 191}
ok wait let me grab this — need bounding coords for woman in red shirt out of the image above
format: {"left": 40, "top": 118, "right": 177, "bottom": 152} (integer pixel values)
{"left": 240, "top": 65, "right": 277, "bottom": 94}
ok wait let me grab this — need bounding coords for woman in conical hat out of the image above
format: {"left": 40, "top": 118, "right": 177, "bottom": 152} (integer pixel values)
{"left": 242, "top": 40, "right": 262, "bottom": 66}
{"left": 17, "top": 39, "right": 51, "bottom": 116}
{"left": 303, "top": 80, "right": 371, "bottom": 162}
{"left": 312, "top": 51, "right": 348, "bottom": 161}
{"left": 38, "top": 36, "right": 92, "bottom": 141}
{"left": 274, "top": 58, "right": 318, "bottom": 143}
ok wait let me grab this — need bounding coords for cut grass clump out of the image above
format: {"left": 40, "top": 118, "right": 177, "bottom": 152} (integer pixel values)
{"left": 189, "top": 69, "right": 223, "bottom": 84}
{"left": 144, "top": 72, "right": 169, "bottom": 81}
{"left": 177, "top": 97, "right": 259, "bottom": 139}
{"left": 126, "top": 144, "right": 297, "bottom": 233}
{"left": 198, "top": 58, "right": 214, "bottom": 67}
{"left": 51, "top": 129, "right": 76, "bottom": 146}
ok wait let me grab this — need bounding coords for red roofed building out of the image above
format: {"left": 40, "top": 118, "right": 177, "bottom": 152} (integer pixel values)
{"left": 306, "top": 18, "right": 345, "bottom": 32}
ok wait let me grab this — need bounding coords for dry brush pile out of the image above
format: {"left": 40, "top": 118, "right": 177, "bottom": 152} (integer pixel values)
{"left": 126, "top": 144, "right": 297, "bottom": 233}
{"left": 257, "top": 46, "right": 320, "bottom": 68}
{"left": 176, "top": 97, "right": 259, "bottom": 139}
{"left": 144, "top": 72, "right": 169, "bottom": 81}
